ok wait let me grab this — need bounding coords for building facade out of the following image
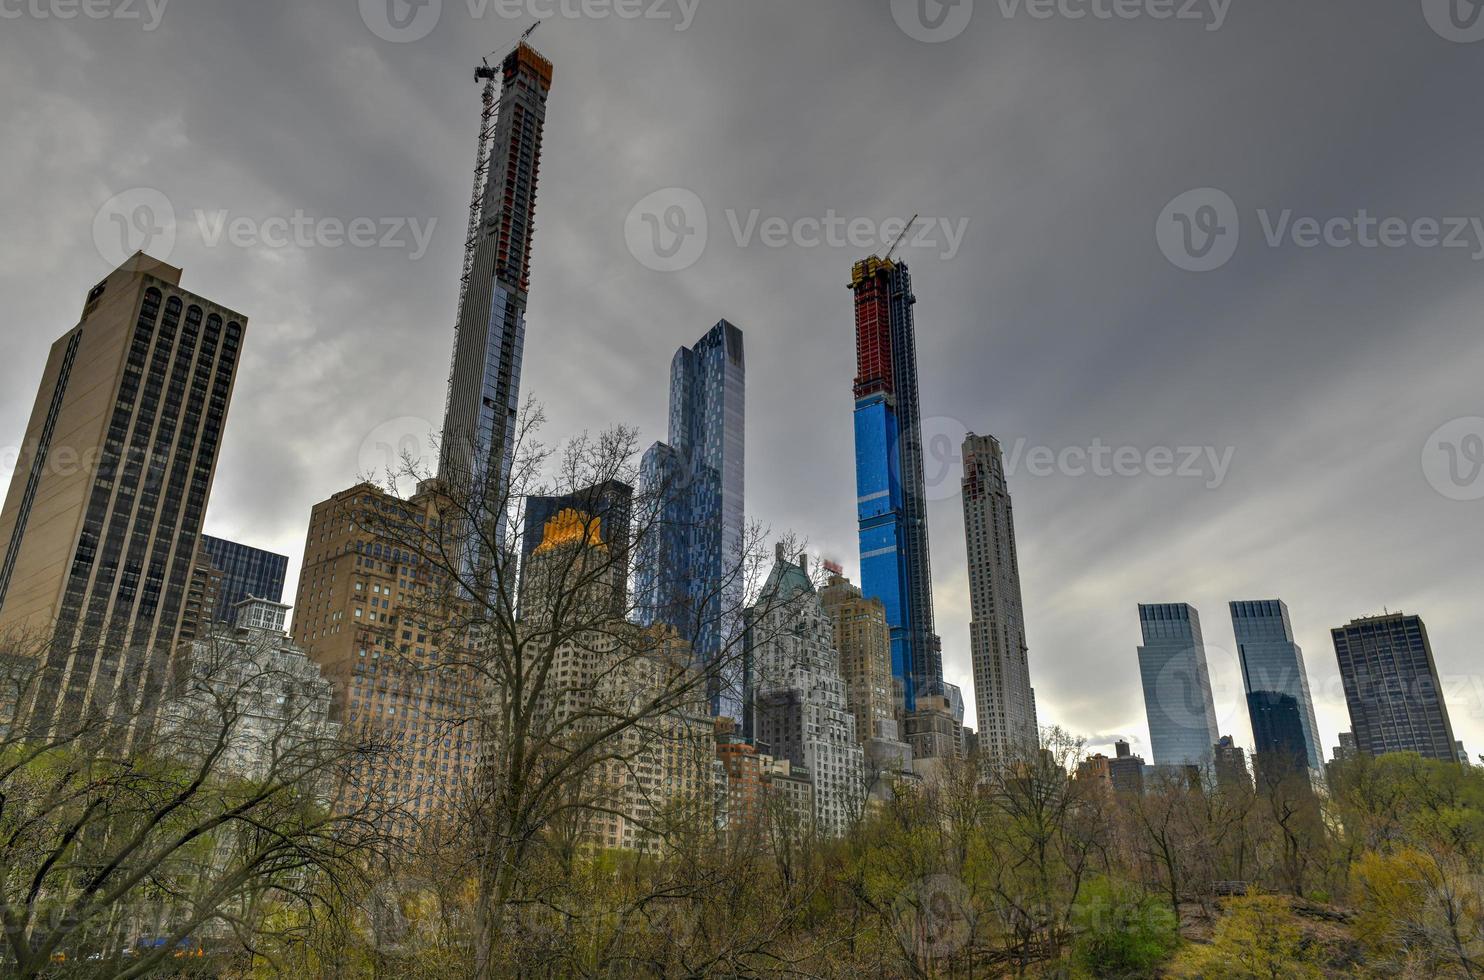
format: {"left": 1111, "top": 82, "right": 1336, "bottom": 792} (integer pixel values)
{"left": 1136, "top": 603, "right": 1220, "bottom": 768}
{"left": 1214, "top": 734, "right": 1252, "bottom": 792}
{"left": 636, "top": 320, "right": 745, "bottom": 720}
{"left": 439, "top": 41, "right": 553, "bottom": 543}
{"left": 0, "top": 253, "right": 245, "bottom": 728}
{"left": 714, "top": 741, "right": 815, "bottom": 841}
{"left": 901, "top": 693, "right": 964, "bottom": 777}
{"left": 850, "top": 257, "right": 941, "bottom": 711}
{"left": 818, "top": 572, "right": 897, "bottom": 744}
{"left": 961, "top": 433, "right": 1039, "bottom": 762}
{"left": 160, "top": 598, "right": 338, "bottom": 785}
{"left": 745, "top": 548, "right": 865, "bottom": 837}
{"left": 520, "top": 510, "right": 714, "bottom": 852}
{"left": 291, "top": 482, "right": 483, "bottom": 834}
{"left": 1332, "top": 612, "right": 1463, "bottom": 763}
{"left": 1230, "top": 599, "right": 1323, "bottom": 778}
{"left": 521, "top": 480, "right": 632, "bottom": 613}
{"left": 1109, "top": 740, "right": 1147, "bottom": 794}
{"left": 199, "top": 535, "right": 289, "bottom": 623}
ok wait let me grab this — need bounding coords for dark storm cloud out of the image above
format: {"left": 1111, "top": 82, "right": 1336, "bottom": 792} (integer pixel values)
{"left": 2, "top": 0, "right": 1480, "bottom": 758}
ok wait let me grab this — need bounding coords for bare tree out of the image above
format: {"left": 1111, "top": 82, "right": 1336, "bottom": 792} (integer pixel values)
{"left": 355, "top": 402, "right": 793, "bottom": 979}
{"left": 0, "top": 623, "right": 398, "bottom": 978}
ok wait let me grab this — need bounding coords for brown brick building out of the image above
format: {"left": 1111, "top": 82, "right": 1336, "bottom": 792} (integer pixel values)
{"left": 291, "top": 481, "right": 482, "bottom": 834}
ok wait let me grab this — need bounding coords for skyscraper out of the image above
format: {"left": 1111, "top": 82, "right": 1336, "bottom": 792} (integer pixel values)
{"left": 1332, "top": 612, "right": 1463, "bottom": 763}
{"left": 961, "top": 432, "right": 1038, "bottom": 761}
{"left": 200, "top": 534, "right": 290, "bottom": 623}
{"left": 1229, "top": 599, "right": 1323, "bottom": 778}
{"left": 850, "top": 257, "right": 940, "bottom": 711}
{"left": 291, "top": 482, "right": 484, "bottom": 834}
{"left": 0, "top": 253, "right": 245, "bottom": 726}
{"left": 439, "top": 41, "right": 553, "bottom": 539}
{"left": 636, "top": 320, "right": 745, "bottom": 720}
{"left": 1136, "top": 603, "right": 1220, "bottom": 768}
{"left": 521, "top": 480, "right": 632, "bottom": 612}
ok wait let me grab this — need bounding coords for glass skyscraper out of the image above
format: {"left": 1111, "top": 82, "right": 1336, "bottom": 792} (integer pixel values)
{"left": 200, "top": 535, "right": 289, "bottom": 624}
{"left": 1229, "top": 599, "right": 1323, "bottom": 777}
{"left": 636, "top": 320, "right": 745, "bottom": 720}
{"left": 1332, "top": 612, "right": 1463, "bottom": 763}
{"left": 850, "top": 257, "right": 941, "bottom": 712}
{"left": 1136, "top": 603, "right": 1220, "bottom": 768}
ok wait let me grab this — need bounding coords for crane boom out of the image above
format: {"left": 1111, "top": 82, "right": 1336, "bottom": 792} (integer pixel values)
{"left": 884, "top": 213, "right": 919, "bottom": 264}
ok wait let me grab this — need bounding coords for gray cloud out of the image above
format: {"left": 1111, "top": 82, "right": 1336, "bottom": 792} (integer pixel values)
{"left": 2, "top": 0, "right": 1480, "bottom": 761}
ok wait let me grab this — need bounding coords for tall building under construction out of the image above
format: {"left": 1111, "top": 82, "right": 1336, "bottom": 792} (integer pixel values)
{"left": 850, "top": 257, "right": 942, "bottom": 711}
{"left": 439, "top": 40, "right": 553, "bottom": 539}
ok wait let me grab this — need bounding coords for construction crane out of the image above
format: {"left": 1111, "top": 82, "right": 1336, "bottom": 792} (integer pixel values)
{"left": 883, "top": 213, "right": 919, "bottom": 264}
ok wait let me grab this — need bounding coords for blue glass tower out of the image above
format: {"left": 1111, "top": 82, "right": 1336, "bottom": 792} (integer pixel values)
{"left": 851, "top": 257, "right": 941, "bottom": 712}
{"left": 200, "top": 535, "right": 289, "bottom": 624}
{"left": 1230, "top": 599, "right": 1323, "bottom": 777}
{"left": 1137, "top": 603, "right": 1220, "bottom": 767}
{"left": 636, "top": 320, "right": 745, "bottom": 720}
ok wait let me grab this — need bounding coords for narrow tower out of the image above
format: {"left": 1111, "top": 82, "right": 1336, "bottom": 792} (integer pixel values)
{"left": 636, "top": 320, "right": 745, "bottom": 721}
{"left": 850, "top": 257, "right": 941, "bottom": 712}
{"left": 439, "top": 39, "right": 553, "bottom": 540}
{"left": 1136, "top": 602, "right": 1220, "bottom": 768}
{"left": 962, "top": 432, "right": 1038, "bottom": 761}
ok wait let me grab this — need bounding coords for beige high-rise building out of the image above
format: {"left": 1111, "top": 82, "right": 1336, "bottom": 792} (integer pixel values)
{"left": 291, "top": 481, "right": 483, "bottom": 834}
{"left": 819, "top": 572, "right": 896, "bottom": 743}
{"left": 961, "top": 433, "right": 1039, "bottom": 763}
{"left": 518, "top": 509, "right": 714, "bottom": 853}
{"left": 0, "top": 253, "right": 246, "bottom": 725}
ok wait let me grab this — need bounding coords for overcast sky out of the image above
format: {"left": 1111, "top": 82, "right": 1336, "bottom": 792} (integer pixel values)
{"left": 3, "top": 0, "right": 1482, "bottom": 763}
